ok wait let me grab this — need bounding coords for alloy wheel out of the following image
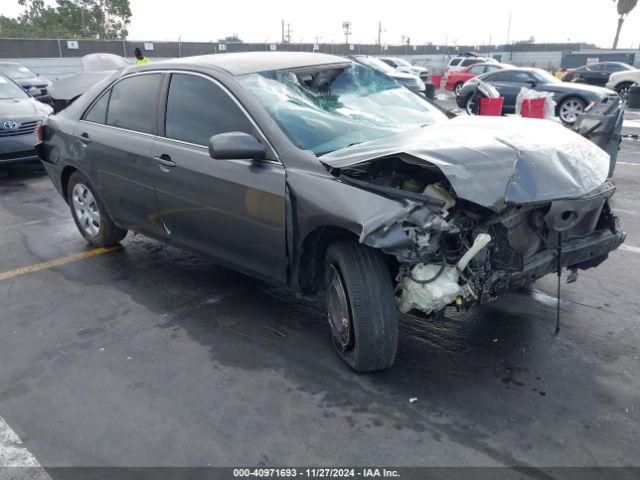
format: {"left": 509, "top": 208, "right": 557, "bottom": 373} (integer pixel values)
{"left": 72, "top": 183, "right": 100, "bottom": 237}
{"left": 559, "top": 99, "right": 584, "bottom": 123}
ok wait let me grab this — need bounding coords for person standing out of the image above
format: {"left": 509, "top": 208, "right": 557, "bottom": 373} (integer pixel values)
{"left": 134, "top": 48, "right": 151, "bottom": 65}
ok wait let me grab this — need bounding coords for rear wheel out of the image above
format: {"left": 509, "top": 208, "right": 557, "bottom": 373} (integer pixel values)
{"left": 557, "top": 97, "right": 586, "bottom": 124}
{"left": 325, "top": 240, "right": 398, "bottom": 372}
{"left": 615, "top": 82, "right": 634, "bottom": 100}
{"left": 465, "top": 95, "right": 477, "bottom": 115}
{"left": 67, "top": 171, "right": 127, "bottom": 247}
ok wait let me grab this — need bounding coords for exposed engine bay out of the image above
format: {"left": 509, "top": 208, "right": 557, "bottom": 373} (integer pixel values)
{"left": 335, "top": 155, "right": 624, "bottom": 317}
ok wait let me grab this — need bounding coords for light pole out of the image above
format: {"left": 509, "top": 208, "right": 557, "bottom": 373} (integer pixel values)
{"left": 342, "top": 21, "right": 351, "bottom": 44}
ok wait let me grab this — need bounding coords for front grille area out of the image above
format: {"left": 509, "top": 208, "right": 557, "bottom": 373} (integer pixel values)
{"left": 0, "top": 150, "right": 37, "bottom": 161}
{"left": 0, "top": 120, "right": 39, "bottom": 137}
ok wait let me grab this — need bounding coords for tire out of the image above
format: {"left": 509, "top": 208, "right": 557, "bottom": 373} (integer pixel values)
{"left": 454, "top": 82, "right": 464, "bottom": 95}
{"left": 324, "top": 240, "right": 398, "bottom": 372}
{"left": 465, "top": 95, "right": 476, "bottom": 115}
{"left": 67, "top": 171, "right": 127, "bottom": 247}
{"left": 615, "top": 82, "right": 634, "bottom": 100}
{"left": 557, "top": 97, "right": 586, "bottom": 124}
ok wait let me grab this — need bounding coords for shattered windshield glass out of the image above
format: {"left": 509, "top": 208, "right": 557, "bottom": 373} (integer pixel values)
{"left": 238, "top": 63, "right": 447, "bottom": 155}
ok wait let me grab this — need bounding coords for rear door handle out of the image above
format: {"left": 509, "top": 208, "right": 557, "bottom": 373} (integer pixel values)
{"left": 154, "top": 154, "right": 176, "bottom": 168}
{"left": 78, "top": 132, "right": 91, "bottom": 144}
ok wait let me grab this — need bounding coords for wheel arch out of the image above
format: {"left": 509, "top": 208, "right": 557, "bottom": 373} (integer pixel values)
{"left": 60, "top": 165, "right": 78, "bottom": 204}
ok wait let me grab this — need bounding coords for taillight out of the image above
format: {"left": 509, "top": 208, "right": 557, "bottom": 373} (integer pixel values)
{"left": 36, "top": 122, "right": 44, "bottom": 142}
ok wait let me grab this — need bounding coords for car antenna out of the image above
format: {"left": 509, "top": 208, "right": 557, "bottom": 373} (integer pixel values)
{"left": 555, "top": 232, "right": 562, "bottom": 335}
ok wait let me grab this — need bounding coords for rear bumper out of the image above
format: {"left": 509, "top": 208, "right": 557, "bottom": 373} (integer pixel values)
{"left": 492, "top": 227, "right": 625, "bottom": 294}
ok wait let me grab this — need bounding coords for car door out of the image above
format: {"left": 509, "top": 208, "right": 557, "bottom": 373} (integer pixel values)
{"left": 76, "top": 72, "right": 166, "bottom": 239}
{"left": 151, "top": 72, "right": 287, "bottom": 284}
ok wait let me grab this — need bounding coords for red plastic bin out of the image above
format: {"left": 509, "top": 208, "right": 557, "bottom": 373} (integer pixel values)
{"left": 479, "top": 97, "right": 504, "bottom": 116}
{"left": 431, "top": 74, "right": 442, "bottom": 89}
{"left": 520, "top": 98, "right": 546, "bottom": 118}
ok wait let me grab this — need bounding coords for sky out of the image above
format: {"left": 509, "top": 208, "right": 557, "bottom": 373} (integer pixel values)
{"left": 4, "top": 0, "right": 640, "bottom": 48}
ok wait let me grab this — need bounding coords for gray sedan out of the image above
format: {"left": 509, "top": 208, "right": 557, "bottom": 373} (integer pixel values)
{"left": 457, "top": 67, "right": 617, "bottom": 124}
{"left": 0, "top": 73, "right": 52, "bottom": 164}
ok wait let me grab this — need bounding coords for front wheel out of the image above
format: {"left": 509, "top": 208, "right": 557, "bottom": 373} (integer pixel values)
{"left": 325, "top": 241, "right": 398, "bottom": 372}
{"left": 465, "top": 95, "right": 477, "bottom": 115}
{"left": 557, "top": 97, "right": 586, "bottom": 124}
{"left": 67, "top": 171, "right": 127, "bottom": 247}
{"left": 454, "top": 82, "right": 464, "bottom": 96}
{"left": 615, "top": 82, "right": 634, "bottom": 100}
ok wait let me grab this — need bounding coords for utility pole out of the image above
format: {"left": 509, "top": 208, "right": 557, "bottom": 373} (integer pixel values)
{"left": 506, "top": 11, "right": 512, "bottom": 47}
{"left": 286, "top": 23, "right": 293, "bottom": 44}
{"left": 377, "top": 21, "right": 382, "bottom": 45}
{"left": 343, "top": 21, "right": 351, "bottom": 44}
{"left": 281, "top": 19, "right": 285, "bottom": 43}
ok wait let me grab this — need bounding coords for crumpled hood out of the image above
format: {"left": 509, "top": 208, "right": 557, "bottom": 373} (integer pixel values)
{"left": 320, "top": 115, "right": 610, "bottom": 211}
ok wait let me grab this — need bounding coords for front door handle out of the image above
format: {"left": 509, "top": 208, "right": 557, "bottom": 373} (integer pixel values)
{"left": 78, "top": 132, "right": 91, "bottom": 144}
{"left": 154, "top": 154, "right": 176, "bottom": 169}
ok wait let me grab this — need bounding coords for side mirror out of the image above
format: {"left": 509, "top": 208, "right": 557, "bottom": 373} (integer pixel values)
{"left": 208, "top": 132, "right": 266, "bottom": 161}
{"left": 526, "top": 80, "right": 537, "bottom": 88}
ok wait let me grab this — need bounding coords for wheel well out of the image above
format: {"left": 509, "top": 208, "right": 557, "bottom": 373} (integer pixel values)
{"left": 297, "top": 226, "right": 359, "bottom": 294}
{"left": 60, "top": 166, "right": 78, "bottom": 203}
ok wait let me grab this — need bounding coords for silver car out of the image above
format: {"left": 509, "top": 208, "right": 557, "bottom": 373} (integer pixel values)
{"left": 0, "top": 73, "right": 52, "bottom": 164}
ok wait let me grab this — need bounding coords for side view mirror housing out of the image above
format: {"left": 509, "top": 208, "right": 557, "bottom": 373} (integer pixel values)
{"left": 208, "top": 132, "right": 266, "bottom": 161}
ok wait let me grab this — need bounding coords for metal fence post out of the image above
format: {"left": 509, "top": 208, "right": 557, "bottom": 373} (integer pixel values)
{"left": 57, "top": 38, "right": 62, "bottom": 58}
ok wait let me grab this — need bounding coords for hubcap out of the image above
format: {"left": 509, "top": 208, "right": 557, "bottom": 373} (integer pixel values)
{"left": 326, "top": 264, "right": 353, "bottom": 352}
{"left": 72, "top": 183, "right": 100, "bottom": 237}
{"left": 618, "top": 85, "right": 631, "bottom": 99}
{"left": 455, "top": 84, "right": 463, "bottom": 95}
{"left": 559, "top": 100, "right": 583, "bottom": 123}
{"left": 466, "top": 98, "right": 476, "bottom": 115}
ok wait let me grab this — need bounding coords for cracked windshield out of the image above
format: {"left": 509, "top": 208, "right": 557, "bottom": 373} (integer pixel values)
{"left": 239, "top": 63, "right": 447, "bottom": 155}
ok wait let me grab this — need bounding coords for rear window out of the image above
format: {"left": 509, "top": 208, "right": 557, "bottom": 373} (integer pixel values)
{"left": 461, "top": 58, "right": 482, "bottom": 67}
{"left": 106, "top": 74, "right": 162, "bottom": 134}
{"left": 448, "top": 58, "right": 461, "bottom": 66}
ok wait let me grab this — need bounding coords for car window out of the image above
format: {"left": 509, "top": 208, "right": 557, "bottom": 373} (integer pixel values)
{"left": 589, "top": 64, "right": 603, "bottom": 71}
{"left": 0, "top": 74, "right": 29, "bottom": 99}
{"left": 84, "top": 91, "right": 110, "bottom": 124}
{"left": 485, "top": 65, "right": 500, "bottom": 72}
{"left": 106, "top": 74, "right": 162, "bottom": 134}
{"left": 380, "top": 59, "right": 396, "bottom": 68}
{"left": 448, "top": 58, "right": 461, "bottom": 66}
{"left": 606, "top": 64, "right": 624, "bottom": 72}
{"left": 461, "top": 59, "right": 482, "bottom": 67}
{"left": 494, "top": 71, "right": 530, "bottom": 83}
{"left": 165, "top": 73, "right": 253, "bottom": 146}
{"left": 468, "top": 66, "right": 485, "bottom": 74}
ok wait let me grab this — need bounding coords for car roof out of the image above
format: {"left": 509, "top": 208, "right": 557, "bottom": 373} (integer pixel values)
{"left": 0, "top": 62, "right": 23, "bottom": 66}
{"left": 168, "top": 52, "right": 351, "bottom": 76}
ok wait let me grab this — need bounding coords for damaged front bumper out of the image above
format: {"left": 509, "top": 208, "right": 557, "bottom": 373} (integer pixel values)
{"left": 488, "top": 225, "right": 625, "bottom": 295}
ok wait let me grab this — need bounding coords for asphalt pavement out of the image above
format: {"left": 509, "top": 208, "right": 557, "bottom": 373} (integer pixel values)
{"left": 0, "top": 102, "right": 639, "bottom": 476}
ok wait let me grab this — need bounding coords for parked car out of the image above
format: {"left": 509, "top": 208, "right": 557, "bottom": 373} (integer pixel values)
{"left": 606, "top": 67, "right": 640, "bottom": 98}
{"left": 0, "top": 62, "right": 52, "bottom": 105}
{"left": 349, "top": 55, "right": 425, "bottom": 93}
{"left": 37, "top": 52, "right": 625, "bottom": 372}
{"left": 563, "top": 62, "right": 634, "bottom": 86}
{"left": 378, "top": 57, "right": 429, "bottom": 82}
{"left": 457, "top": 67, "right": 618, "bottom": 124}
{"left": 0, "top": 73, "right": 52, "bottom": 165}
{"left": 446, "top": 55, "right": 498, "bottom": 74}
{"left": 445, "top": 63, "right": 507, "bottom": 95}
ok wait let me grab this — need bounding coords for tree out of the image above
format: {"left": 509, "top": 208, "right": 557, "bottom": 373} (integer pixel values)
{"left": 0, "top": 0, "right": 131, "bottom": 38}
{"left": 612, "top": 0, "right": 638, "bottom": 49}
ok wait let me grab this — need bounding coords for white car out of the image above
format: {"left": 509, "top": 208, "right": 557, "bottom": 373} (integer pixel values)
{"left": 606, "top": 68, "right": 640, "bottom": 98}
{"left": 378, "top": 57, "right": 429, "bottom": 82}
{"left": 446, "top": 56, "right": 498, "bottom": 74}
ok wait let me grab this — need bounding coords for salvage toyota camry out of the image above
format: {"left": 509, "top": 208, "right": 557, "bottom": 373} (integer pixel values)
{"left": 37, "top": 52, "right": 625, "bottom": 372}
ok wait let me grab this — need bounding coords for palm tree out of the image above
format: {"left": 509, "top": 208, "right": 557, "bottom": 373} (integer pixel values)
{"left": 612, "top": 0, "right": 638, "bottom": 48}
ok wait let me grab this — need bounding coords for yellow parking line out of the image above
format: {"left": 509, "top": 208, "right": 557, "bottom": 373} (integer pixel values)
{"left": 0, "top": 245, "right": 122, "bottom": 282}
